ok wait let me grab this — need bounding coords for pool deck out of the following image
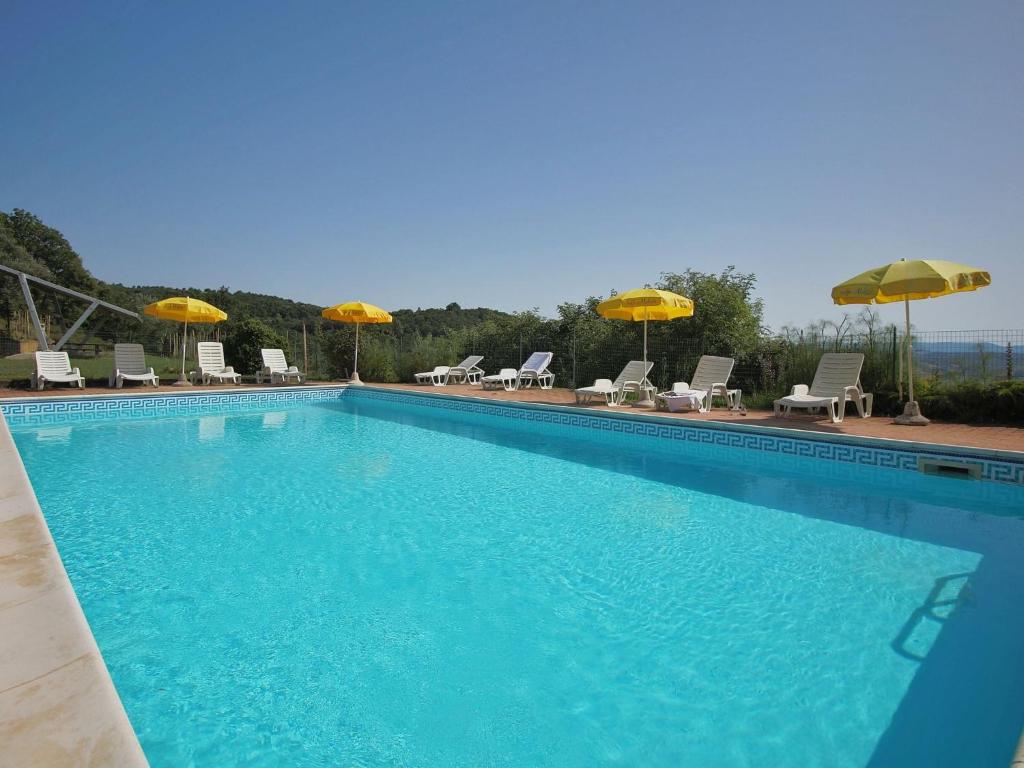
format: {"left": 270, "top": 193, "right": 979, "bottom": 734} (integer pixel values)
{"left": 0, "top": 380, "right": 1021, "bottom": 767}
{"left": 373, "top": 382, "right": 1024, "bottom": 453}
{"left": 0, "top": 406, "right": 148, "bottom": 766}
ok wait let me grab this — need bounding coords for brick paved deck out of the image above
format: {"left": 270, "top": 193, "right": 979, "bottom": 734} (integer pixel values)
{"left": 376, "top": 383, "right": 1024, "bottom": 453}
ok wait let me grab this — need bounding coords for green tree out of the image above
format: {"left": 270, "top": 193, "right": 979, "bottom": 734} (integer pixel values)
{"left": 1, "top": 209, "right": 95, "bottom": 293}
{"left": 657, "top": 267, "right": 764, "bottom": 356}
{"left": 223, "top": 318, "right": 287, "bottom": 375}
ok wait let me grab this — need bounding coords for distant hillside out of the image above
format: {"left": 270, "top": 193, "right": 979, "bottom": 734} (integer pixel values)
{"left": 0, "top": 208, "right": 512, "bottom": 343}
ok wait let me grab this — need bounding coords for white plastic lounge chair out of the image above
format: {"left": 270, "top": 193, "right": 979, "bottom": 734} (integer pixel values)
{"left": 514, "top": 352, "right": 555, "bottom": 390}
{"left": 192, "top": 342, "right": 241, "bottom": 385}
{"left": 445, "top": 355, "right": 485, "bottom": 384}
{"left": 481, "top": 368, "right": 520, "bottom": 391}
{"left": 32, "top": 351, "right": 84, "bottom": 390}
{"left": 414, "top": 366, "right": 450, "bottom": 386}
{"left": 259, "top": 348, "right": 304, "bottom": 384}
{"left": 656, "top": 356, "right": 736, "bottom": 413}
{"left": 575, "top": 360, "right": 653, "bottom": 405}
{"left": 108, "top": 343, "right": 159, "bottom": 388}
{"left": 773, "top": 352, "right": 873, "bottom": 424}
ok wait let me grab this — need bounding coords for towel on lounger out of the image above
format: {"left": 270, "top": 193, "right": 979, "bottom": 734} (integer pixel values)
{"left": 660, "top": 389, "right": 706, "bottom": 412}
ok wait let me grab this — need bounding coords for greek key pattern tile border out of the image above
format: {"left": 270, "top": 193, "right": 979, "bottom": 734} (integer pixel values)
{"left": 0, "top": 387, "right": 346, "bottom": 426}
{"left": 348, "top": 388, "right": 1024, "bottom": 486}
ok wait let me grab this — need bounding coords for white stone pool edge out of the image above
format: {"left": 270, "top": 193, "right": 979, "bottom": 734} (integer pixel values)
{"left": 0, "top": 407, "right": 148, "bottom": 767}
{"left": 0, "top": 383, "right": 1021, "bottom": 767}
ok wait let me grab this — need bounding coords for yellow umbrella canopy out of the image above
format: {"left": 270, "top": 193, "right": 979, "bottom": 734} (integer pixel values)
{"left": 143, "top": 296, "right": 228, "bottom": 385}
{"left": 321, "top": 301, "right": 393, "bottom": 324}
{"left": 596, "top": 288, "right": 694, "bottom": 406}
{"left": 831, "top": 259, "right": 990, "bottom": 305}
{"left": 143, "top": 296, "right": 228, "bottom": 323}
{"left": 321, "top": 301, "right": 393, "bottom": 384}
{"left": 830, "top": 258, "right": 991, "bottom": 425}
{"left": 596, "top": 288, "right": 694, "bottom": 321}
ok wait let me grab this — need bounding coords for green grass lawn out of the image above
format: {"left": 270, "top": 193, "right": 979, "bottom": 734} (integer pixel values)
{"left": 0, "top": 354, "right": 184, "bottom": 386}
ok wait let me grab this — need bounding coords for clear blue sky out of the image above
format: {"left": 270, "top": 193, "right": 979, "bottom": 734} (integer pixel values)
{"left": 2, "top": 1, "right": 1021, "bottom": 330}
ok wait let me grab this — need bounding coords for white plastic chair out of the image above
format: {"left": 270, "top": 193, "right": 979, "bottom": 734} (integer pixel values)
{"left": 259, "top": 348, "right": 304, "bottom": 384}
{"left": 32, "top": 351, "right": 84, "bottom": 390}
{"left": 446, "top": 355, "right": 485, "bottom": 384}
{"left": 773, "top": 353, "right": 873, "bottom": 424}
{"left": 575, "top": 360, "right": 653, "bottom": 405}
{"left": 514, "top": 352, "right": 555, "bottom": 390}
{"left": 109, "top": 343, "right": 159, "bottom": 388}
{"left": 414, "top": 366, "right": 450, "bottom": 386}
{"left": 480, "top": 368, "right": 520, "bottom": 391}
{"left": 192, "top": 342, "right": 240, "bottom": 385}
{"left": 656, "top": 356, "right": 736, "bottom": 413}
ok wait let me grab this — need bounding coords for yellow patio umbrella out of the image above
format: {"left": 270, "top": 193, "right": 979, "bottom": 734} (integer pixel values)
{"left": 321, "top": 301, "right": 393, "bottom": 384}
{"left": 831, "top": 258, "right": 990, "bottom": 425}
{"left": 144, "top": 296, "right": 228, "bottom": 386}
{"left": 596, "top": 288, "right": 694, "bottom": 406}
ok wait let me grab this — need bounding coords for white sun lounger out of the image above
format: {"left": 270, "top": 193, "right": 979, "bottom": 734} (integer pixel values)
{"left": 656, "top": 356, "right": 736, "bottom": 413}
{"left": 773, "top": 352, "right": 873, "bottom": 424}
{"left": 32, "top": 351, "right": 84, "bottom": 390}
{"left": 480, "top": 368, "right": 520, "bottom": 391}
{"left": 514, "top": 351, "right": 555, "bottom": 390}
{"left": 445, "top": 355, "right": 485, "bottom": 384}
{"left": 259, "top": 348, "right": 304, "bottom": 384}
{"left": 414, "top": 366, "right": 450, "bottom": 386}
{"left": 575, "top": 360, "right": 653, "bottom": 405}
{"left": 481, "top": 352, "right": 555, "bottom": 391}
{"left": 192, "top": 342, "right": 241, "bottom": 385}
{"left": 108, "top": 343, "right": 159, "bottom": 388}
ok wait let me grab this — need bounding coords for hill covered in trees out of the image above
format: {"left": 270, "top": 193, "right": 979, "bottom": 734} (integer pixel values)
{"left": 0, "top": 208, "right": 512, "bottom": 346}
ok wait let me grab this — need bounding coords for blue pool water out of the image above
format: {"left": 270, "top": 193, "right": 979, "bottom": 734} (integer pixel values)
{"left": 10, "top": 394, "right": 1024, "bottom": 767}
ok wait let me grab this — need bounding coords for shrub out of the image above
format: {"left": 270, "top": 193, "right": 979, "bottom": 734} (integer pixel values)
{"left": 223, "top": 318, "right": 287, "bottom": 375}
{"left": 916, "top": 380, "right": 1024, "bottom": 424}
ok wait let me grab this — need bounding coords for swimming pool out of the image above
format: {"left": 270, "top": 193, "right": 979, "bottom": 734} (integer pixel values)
{"left": 8, "top": 389, "right": 1024, "bottom": 767}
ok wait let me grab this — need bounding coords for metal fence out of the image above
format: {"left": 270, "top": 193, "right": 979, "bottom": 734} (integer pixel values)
{"left": 3, "top": 316, "right": 1021, "bottom": 394}
{"left": 384, "top": 327, "right": 1023, "bottom": 397}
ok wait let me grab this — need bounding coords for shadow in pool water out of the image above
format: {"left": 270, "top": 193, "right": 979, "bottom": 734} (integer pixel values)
{"left": 867, "top": 556, "right": 1024, "bottom": 766}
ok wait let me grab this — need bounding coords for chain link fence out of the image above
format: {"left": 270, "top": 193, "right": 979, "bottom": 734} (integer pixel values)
{"left": 2, "top": 309, "right": 1021, "bottom": 397}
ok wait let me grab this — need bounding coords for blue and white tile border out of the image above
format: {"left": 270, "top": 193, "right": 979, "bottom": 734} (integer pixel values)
{"left": 1, "top": 383, "right": 1021, "bottom": 486}
{"left": 0, "top": 384, "right": 348, "bottom": 426}
{"left": 348, "top": 387, "right": 1024, "bottom": 486}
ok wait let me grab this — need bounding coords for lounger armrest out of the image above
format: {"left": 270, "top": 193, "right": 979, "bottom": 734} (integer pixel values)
{"left": 73, "top": 367, "right": 82, "bottom": 377}
{"left": 223, "top": 366, "right": 236, "bottom": 374}
{"left": 790, "top": 384, "right": 809, "bottom": 396}
{"left": 147, "top": 367, "right": 155, "bottom": 376}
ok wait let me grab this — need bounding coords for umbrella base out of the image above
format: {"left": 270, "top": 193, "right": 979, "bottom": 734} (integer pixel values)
{"left": 348, "top": 372, "right": 364, "bottom": 386}
{"left": 894, "top": 401, "right": 930, "bottom": 426}
{"left": 171, "top": 376, "right": 193, "bottom": 387}
{"left": 632, "top": 397, "right": 656, "bottom": 409}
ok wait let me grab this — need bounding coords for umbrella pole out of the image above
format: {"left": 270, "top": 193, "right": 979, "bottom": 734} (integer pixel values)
{"left": 350, "top": 322, "right": 363, "bottom": 385}
{"left": 172, "top": 312, "right": 193, "bottom": 387}
{"left": 635, "top": 312, "right": 654, "bottom": 407}
{"left": 894, "top": 296, "right": 928, "bottom": 425}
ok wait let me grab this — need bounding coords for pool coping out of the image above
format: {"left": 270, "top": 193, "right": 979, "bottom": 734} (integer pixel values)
{"left": 0, "top": 405, "right": 148, "bottom": 765}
